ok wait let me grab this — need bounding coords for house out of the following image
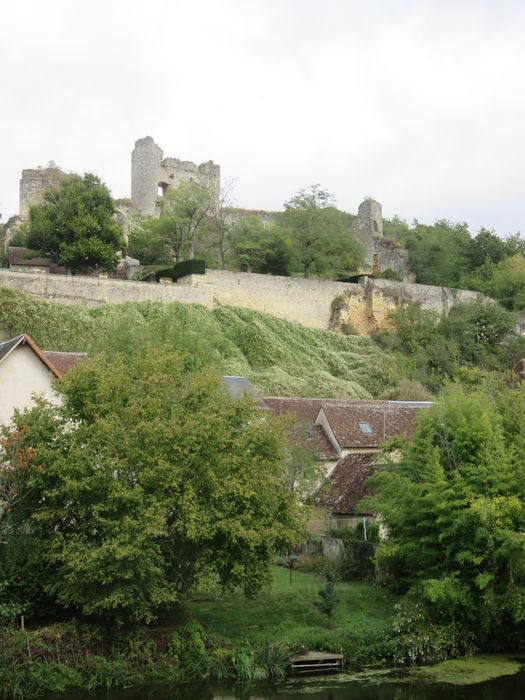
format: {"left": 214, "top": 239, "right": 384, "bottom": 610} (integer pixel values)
{"left": 263, "top": 396, "right": 431, "bottom": 531}
{"left": 8, "top": 247, "right": 64, "bottom": 274}
{"left": 0, "top": 334, "right": 84, "bottom": 425}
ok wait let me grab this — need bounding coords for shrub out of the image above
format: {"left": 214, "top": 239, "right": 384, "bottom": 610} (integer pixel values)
{"left": 391, "top": 596, "right": 476, "bottom": 665}
{"left": 335, "top": 522, "right": 379, "bottom": 582}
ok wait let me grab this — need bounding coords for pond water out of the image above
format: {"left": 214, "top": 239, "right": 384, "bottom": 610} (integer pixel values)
{"left": 46, "top": 668, "right": 525, "bottom": 700}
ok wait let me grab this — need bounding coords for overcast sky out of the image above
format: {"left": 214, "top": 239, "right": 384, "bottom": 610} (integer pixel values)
{"left": 2, "top": 0, "right": 525, "bottom": 234}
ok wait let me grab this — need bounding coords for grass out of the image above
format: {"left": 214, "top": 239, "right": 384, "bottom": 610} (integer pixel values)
{"left": 0, "top": 286, "right": 402, "bottom": 398}
{"left": 186, "top": 566, "right": 397, "bottom": 647}
{"left": 413, "top": 654, "right": 524, "bottom": 685}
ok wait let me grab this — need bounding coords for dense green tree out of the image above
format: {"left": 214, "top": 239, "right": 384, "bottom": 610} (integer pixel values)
{"left": 485, "top": 254, "right": 525, "bottom": 311}
{"left": 229, "top": 216, "right": 291, "bottom": 275}
{"left": 440, "top": 300, "right": 516, "bottom": 365}
{"left": 25, "top": 173, "right": 125, "bottom": 273}
{"left": 375, "top": 300, "right": 517, "bottom": 389}
{"left": 367, "top": 388, "right": 525, "bottom": 645}
{"left": 278, "top": 185, "right": 363, "bottom": 279}
{"left": 402, "top": 220, "right": 472, "bottom": 287}
{"left": 469, "top": 228, "right": 510, "bottom": 269}
{"left": 127, "top": 217, "right": 171, "bottom": 266}
{"left": 0, "top": 351, "right": 305, "bottom": 625}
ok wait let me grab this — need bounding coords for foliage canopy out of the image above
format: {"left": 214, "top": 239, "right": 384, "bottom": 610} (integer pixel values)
{"left": 367, "top": 387, "right": 525, "bottom": 646}
{"left": 278, "top": 186, "right": 364, "bottom": 278}
{"left": 0, "top": 351, "right": 305, "bottom": 625}
{"left": 26, "top": 173, "right": 125, "bottom": 273}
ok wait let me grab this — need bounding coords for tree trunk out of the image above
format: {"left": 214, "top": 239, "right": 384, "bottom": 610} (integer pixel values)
{"left": 219, "top": 237, "right": 226, "bottom": 269}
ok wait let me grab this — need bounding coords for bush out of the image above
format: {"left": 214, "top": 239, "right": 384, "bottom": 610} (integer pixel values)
{"left": 391, "top": 596, "right": 476, "bottom": 665}
{"left": 154, "top": 259, "right": 206, "bottom": 282}
{"left": 316, "top": 569, "right": 340, "bottom": 618}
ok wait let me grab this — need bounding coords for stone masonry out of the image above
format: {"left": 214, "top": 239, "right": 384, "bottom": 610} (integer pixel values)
{"left": 0, "top": 269, "right": 481, "bottom": 337}
{"left": 19, "top": 167, "right": 67, "bottom": 219}
{"left": 356, "top": 197, "right": 412, "bottom": 281}
{"left": 131, "top": 136, "right": 220, "bottom": 217}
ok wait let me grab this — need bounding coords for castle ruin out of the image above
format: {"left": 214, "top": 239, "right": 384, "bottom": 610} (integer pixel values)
{"left": 356, "top": 197, "right": 412, "bottom": 281}
{"left": 4, "top": 138, "right": 411, "bottom": 282}
{"left": 131, "top": 136, "right": 220, "bottom": 217}
{"left": 19, "top": 167, "right": 66, "bottom": 219}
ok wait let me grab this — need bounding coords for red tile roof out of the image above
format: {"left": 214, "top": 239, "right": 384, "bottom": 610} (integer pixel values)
{"left": 0, "top": 335, "right": 86, "bottom": 380}
{"left": 262, "top": 397, "right": 341, "bottom": 460}
{"left": 8, "top": 247, "right": 52, "bottom": 267}
{"left": 0, "top": 334, "right": 63, "bottom": 379}
{"left": 8, "top": 247, "right": 66, "bottom": 274}
{"left": 319, "top": 402, "right": 427, "bottom": 449}
{"left": 327, "top": 453, "right": 379, "bottom": 515}
{"left": 43, "top": 351, "right": 86, "bottom": 376}
{"left": 262, "top": 397, "right": 325, "bottom": 425}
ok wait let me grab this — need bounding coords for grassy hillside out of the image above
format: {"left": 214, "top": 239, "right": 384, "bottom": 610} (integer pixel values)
{"left": 188, "top": 565, "right": 396, "bottom": 648}
{"left": 0, "top": 286, "right": 400, "bottom": 398}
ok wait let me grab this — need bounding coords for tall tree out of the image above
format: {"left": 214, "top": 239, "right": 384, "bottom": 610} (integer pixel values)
{"left": 278, "top": 185, "right": 363, "bottom": 278}
{"left": 0, "top": 350, "right": 305, "bottom": 625}
{"left": 402, "top": 219, "right": 473, "bottom": 287}
{"left": 26, "top": 173, "right": 125, "bottom": 273}
{"left": 229, "top": 216, "right": 291, "bottom": 275}
{"left": 209, "top": 178, "right": 235, "bottom": 270}
{"left": 150, "top": 181, "right": 213, "bottom": 262}
{"left": 367, "top": 388, "right": 525, "bottom": 645}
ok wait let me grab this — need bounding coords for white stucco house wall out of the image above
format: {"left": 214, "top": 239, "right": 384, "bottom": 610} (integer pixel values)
{"left": 0, "top": 334, "right": 83, "bottom": 426}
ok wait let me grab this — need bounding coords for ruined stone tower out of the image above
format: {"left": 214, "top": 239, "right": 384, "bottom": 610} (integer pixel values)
{"left": 131, "top": 136, "right": 220, "bottom": 217}
{"left": 19, "top": 167, "right": 66, "bottom": 219}
{"left": 355, "top": 197, "right": 412, "bottom": 281}
{"left": 357, "top": 197, "right": 383, "bottom": 239}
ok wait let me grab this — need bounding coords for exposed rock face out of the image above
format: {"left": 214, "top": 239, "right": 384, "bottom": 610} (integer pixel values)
{"left": 131, "top": 136, "right": 220, "bottom": 217}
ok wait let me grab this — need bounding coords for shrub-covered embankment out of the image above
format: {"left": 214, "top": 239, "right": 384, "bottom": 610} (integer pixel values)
{"left": 0, "top": 286, "right": 400, "bottom": 398}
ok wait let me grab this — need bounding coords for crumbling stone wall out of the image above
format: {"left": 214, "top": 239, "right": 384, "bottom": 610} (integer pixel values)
{"left": 19, "top": 167, "right": 66, "bottom": 219}
{"left": 356, "top": 198, "right": 413, "bottom": 281}
{"left": 131, "top": 136, "right": 220, "bottom": 217}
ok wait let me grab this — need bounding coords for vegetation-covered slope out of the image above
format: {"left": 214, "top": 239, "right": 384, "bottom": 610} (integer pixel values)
{"left": 0, "top": 286, "right": 400, "bottom": 398}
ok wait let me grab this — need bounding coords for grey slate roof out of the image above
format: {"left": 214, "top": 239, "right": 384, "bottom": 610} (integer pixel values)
{"left": 0, "top": 335, "right": 25, "bottom": 364}
{"left": 222, "top": 376, "right": 265, "bottom": 404}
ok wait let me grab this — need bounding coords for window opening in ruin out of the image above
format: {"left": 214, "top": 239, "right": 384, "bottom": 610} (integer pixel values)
{"left": 373, "top": 220, "right": 378, "bottom": 233}
{"left": 158, "top": 182, "right": 169, "bottom": 198}
{"left": 372, "top": 254, "right": 380, "bottom": 273}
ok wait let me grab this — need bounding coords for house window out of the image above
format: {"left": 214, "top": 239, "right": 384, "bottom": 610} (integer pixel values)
{"left": 358, "top": 421, "right": 374, "bottom": 434}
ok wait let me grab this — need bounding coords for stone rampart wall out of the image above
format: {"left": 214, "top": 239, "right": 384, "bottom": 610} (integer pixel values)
{"left": 0, "top": 271, "right": 214, "bottom": 308}
{"left": 0, "top": 269, "right": 483, "bottom": 335}
{"left": 205, "top": 269, "right": 356, "bottom": 329}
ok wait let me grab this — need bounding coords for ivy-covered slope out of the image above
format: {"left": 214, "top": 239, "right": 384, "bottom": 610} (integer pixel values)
{"left": 0, "top": 287, "right": 400, "bottom": 398}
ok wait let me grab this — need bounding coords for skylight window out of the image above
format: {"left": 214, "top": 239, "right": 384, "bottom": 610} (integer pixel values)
{"left": 358, "top": 422, "right": 374, "bottom": 435}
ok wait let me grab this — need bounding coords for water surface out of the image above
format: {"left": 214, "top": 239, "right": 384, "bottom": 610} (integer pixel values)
{"left": 46, "top": 668, "right": 525, "bottom": 700}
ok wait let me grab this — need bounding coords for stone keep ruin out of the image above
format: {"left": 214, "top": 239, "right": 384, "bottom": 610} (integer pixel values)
{"left": 4, "top": 136, "right": 411, "bottom": 282}
{"left": 357, "top": 198, "right": 411, "bottom": 281}
{"left": 131, "top": 136, "right": 220, "bottom": 216}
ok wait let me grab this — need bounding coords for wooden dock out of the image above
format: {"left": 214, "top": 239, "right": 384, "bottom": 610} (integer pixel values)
{"left": 290, "top": 650, "right": 344, "bottom": 675}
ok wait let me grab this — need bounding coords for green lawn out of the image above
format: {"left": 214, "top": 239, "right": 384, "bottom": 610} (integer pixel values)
{"left": 186, "top": 566, "right": 397, "bottom": 648}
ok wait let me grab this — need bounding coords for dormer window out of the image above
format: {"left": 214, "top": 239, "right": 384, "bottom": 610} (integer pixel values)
{"left": 358, "top": 421, "right": 373, "bottom": 435}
